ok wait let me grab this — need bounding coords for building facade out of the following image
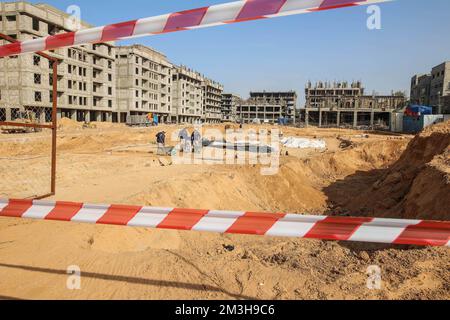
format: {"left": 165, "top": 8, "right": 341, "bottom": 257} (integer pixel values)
{"left": 305, "top": 81, "right": 365, "bottom": 109}
{"left": 0, "top": 2, "right": 226, "bottom": 125}
{"left": 221, "top": 93, "right": 241, "bottom": 122}
{"left": 410, "top": 61, "right": 450, "bottom": 114}
{"left": 410, "top": 74, "right": 432, "bottom": 106}
{"left": 236, "top": 98, "right": 284, "bottom": 124}
{"left": 0, "top": 1, "right": 117, "bottom": 123}
{"left": 249, "top": 91, "right": 297, "bottom": 123}
{"left": 430, "top": 62, "right": 450, "bottom": 113}
{"left": 171, "top": 66, "right": 204, "bottom": 124}
{"left": 202, "top": 78, "right": 223, "bottom": 124}
{"left": 304, "top": 81, "right": 406, "bottom": 128}
{"left": 116, "top": 45, "right": 172, "bottom": 124}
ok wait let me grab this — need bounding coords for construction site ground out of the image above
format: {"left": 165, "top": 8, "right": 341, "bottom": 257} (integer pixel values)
{"left": 0, "top": 119, "right": 448, "bottom": 300}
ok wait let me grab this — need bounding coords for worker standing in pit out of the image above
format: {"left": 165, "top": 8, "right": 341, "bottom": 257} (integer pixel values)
{"left": 156, "top": 131, "right": 166, "bottom": 155}
{"left": 191, "top": 129, "right": 202, "bottom": 154}
{"left": 178, "top": 128, "right": 190, "bottom": 153}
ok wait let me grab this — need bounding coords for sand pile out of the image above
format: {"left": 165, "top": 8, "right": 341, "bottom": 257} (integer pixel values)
{"left": 330, "top": 121, "right": 450, "bottom": 220}
{"left": 58, "top": 117, "right": 83, "bottom": 131}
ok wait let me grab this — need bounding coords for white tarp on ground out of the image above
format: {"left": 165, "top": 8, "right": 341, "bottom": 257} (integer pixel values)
{"left": 281, "top": 137, "right": 327, "bottom": 149}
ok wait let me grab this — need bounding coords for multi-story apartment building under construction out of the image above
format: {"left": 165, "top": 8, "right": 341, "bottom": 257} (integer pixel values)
{"left": 411, "top": 61, "right": 450, "bottom": 114}
{"left": 0, "top": 2, "right": 226, "bottom": 126}
{"left": 171, "top": 66, "right": 204, "bottom": 124}
{"left": 116, "top": 45, "right": 173, "bottom": 124}
{"left": 236, "top": 98, "right": 285, "bottom": 124}
{"left": 202, "top": 78, "right": 223, "bottom": 124}
{"left": 303, "top": 81, "right": 406, "bottom": 129}
{"left": 411, "top": 74, "right": 432, "bottom": 106}
{"left": 221, "top": 93, "right": 241, "bottom": 122}
{"left": 0, "top": 2, "right": 117, "bottom": 123}
{"left": 249, "top": 91, "right": 298, "bottom": 123}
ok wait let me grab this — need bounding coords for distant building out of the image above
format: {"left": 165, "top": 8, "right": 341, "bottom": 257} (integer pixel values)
{"left": 305, "top": 81, "right": 364, "bottom": 109}
{"left": 410, "top": 61, "right": 450, "bottom": 114}
{"left": 410, "top": 74, "right": 432, "bottom": 106}
{"left": 171, "top": 66, "right": 204, "bottom": 124}
{"left": 202, "top": 78, "right": 223, "bottom": 124}
{"left": 249, "top": 91, "right": 297, "bottom": 123}
{"left": 236, "top": 98, "right": 284, "bottom": 124}
{"left": 0, "top": 2, "right": 225, "bottom": 125}
{"left": 221, "top": 93, "right": 241, "bottom": 122}
{"left": 430, "top": 62, "right": 450, "bottom": 113}
{"left": 116, "top": 45, "right": 173, "bottom": 124}
{"left": 303, "top": 81, "right": 406, "bottom": 128}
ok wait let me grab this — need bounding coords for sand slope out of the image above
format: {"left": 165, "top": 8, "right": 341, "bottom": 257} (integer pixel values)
{"left": 329, "top": 121, "right": 450, "bottom": 220}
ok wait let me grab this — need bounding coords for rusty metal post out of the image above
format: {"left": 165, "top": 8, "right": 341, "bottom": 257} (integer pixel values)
{"left": 0, "top": 32, "right": 58, "bottom": 199}
{"left": 51, "top": 60, "right": 58, "bottom": 194}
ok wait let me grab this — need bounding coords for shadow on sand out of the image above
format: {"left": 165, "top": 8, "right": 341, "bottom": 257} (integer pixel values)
{"left": 0, "top": 262, "right": 256, "bottom": 300}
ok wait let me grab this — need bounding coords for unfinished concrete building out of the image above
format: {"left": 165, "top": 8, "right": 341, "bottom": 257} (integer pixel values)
{"left": 116, "top": 45, "right": 173, "bottom": 124}
{"left": 221, "top": 93, "right": 241, "bottom": 122}
{"left": 0, "top": 2, "right": 117, "bottom": 123}
{"left": 236, "top": 98, "right": 284, "bottom": 124}
{"left": 171, "top": 65, "right": 204, "bottom": 124}
{"left": 202, "top": 78, "right": 223, "bottom": 124}
{"left": 303, "top": 81, "right": 406, "bottom": 129}
{"left": 249, "top": 91, "right": 297, "bottom": 123}
{"left": 430, "top": 62, "right": 450, "bottom": 114}
{"left": 410, "top": 74, "right": 432, "bottom": 106}
{"left": 411, "top": 61, "right": 450, "bottom": 114}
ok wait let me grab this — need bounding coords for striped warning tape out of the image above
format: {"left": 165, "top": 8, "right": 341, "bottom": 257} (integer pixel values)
{"left": 0, "top": 199, "right": 449, "bottom": 247}
{"left": 0, "top": 0, "right": 392, "bottom": 58}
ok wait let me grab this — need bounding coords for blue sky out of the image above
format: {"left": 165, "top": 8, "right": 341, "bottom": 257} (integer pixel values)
{"left": 28, "top": 0, "right": 450, "bottom": 105}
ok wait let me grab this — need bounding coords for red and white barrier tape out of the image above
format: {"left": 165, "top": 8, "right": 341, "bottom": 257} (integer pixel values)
{"left": 0, "top": 199, "right": 448, "bottom": 247}
{"left": 0, "top": 0, "right": 391, "bottom": 58}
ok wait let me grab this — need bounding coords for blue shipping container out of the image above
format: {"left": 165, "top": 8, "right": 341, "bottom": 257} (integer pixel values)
{"left": 403, "top": 115, "right": 443, "bottom": 133}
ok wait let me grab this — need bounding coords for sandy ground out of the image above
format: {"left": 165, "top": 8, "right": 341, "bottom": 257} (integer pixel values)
{"left": 0, "top": 119, "right": 448, "bottom": 300}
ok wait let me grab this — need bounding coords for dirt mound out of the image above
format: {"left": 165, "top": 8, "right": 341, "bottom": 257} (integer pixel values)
{"left": 334, "top": 121, "right": 450, "bottom": 220}
{"left": 58, "top": 117, "right": 83, "bottom": 131}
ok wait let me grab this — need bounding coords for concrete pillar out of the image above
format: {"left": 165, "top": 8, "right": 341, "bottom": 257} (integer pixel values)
{"left": 319, "top": 110, "right": 323, "bottom": 128}
{"left": 337, "top": 111, "right": 341, "bottom": 127}
{"left": 71, "top": 110, "right": 76, "bottom": 121}
{"left": 85, "top": 111, "right": 90, "bottom": 123}
{"left": 370, "top": 111, "right": 375, "bottom": 128}
{"left": 305, "top": 110, "right": 309, "bottom": 127}
{"left": 353, "top": 111, "right": 358, "bottom": 128}
{"left": 5, "top": 108, "right": 12, "bottom": 121}
{"left": 39, "top": 110, "right": 45, "bottom": 123}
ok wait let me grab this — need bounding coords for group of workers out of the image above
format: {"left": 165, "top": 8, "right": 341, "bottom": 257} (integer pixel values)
{"left": 155, "top": 128, "right": 202, "bottom": 155}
